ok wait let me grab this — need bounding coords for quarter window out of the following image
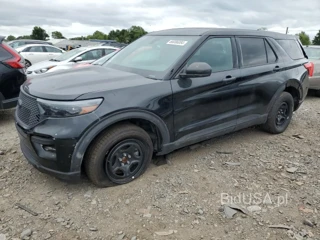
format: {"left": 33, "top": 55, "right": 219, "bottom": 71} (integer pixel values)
{"left": 187, "top": 38, "right": 234, "bottom": 73}
{"left": 277, "top": 39, "right": 304, "bottom": 60}
{"left": 239, "top": 38, "right": 267, "bottom": 67}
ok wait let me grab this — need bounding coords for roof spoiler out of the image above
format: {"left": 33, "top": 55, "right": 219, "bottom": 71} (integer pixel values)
{"left": 0, "top": 36, "right": 5, "bottom": 43}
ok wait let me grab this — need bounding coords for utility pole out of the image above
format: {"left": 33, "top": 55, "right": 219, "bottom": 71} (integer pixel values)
{"left": 286, "top": 27, "right": 289, "bottom": 34}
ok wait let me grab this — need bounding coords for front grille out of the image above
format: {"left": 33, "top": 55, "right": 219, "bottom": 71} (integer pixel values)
{"left": 17, "top": 90, "right": 41, "bottom": 128}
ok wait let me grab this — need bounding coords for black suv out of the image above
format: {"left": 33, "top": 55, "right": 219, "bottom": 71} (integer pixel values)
{"left": 0, "top": 36, "right": 26, "bottom": 109}
{"left": 15, "top": 28, "right": 311, "bottom": 187}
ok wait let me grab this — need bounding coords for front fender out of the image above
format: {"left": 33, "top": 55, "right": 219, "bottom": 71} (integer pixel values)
{"left": 70, "top": 109, "right": 170, "bottom": 172}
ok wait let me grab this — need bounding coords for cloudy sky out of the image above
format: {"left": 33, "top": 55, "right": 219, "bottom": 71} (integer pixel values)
{"left": 1, "top": 0, "right": 319, "bottom": 39}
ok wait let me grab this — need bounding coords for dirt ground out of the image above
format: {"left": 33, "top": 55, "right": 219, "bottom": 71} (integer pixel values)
{"left": 0, "top": 94, "right": 320, "bottom": 240}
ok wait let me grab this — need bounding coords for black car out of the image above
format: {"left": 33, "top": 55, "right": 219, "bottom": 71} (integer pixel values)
{"left": 15, "top": 28, "right": 311, "bottom": 187}
{"left": 0, "top": 36, "right": 26, "bottom": 109}
{"left": 8, "top": 39, "right": 53, "bottom": 49}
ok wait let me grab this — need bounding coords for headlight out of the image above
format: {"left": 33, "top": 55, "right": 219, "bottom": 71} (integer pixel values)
{"left": 37, "top": 98, "right": 103, "bottom": 118}
{"left": 34, "top": 66, "right": 56, "bottom": 74}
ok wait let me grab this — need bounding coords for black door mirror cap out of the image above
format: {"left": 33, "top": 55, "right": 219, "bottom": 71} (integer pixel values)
{"left": 180, "top": 62, "right": 212, "bottom": 79}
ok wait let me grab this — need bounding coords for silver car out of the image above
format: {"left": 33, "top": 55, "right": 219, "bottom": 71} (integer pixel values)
{"left": 304, "top": 45, "right": 320, "bottom": 96}
{"left": 26, "top": 46, "right": 119, "bottom": 75}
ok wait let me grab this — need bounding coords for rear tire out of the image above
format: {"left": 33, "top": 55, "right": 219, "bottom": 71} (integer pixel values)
{"left": 262, "top": 92, "right": 294, "bottom": 134}
{"left": 84, "top": 123, "right": 153, "bottom": 187}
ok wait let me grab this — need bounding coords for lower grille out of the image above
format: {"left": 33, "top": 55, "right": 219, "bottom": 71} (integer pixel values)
{"left": 17, "top": 90, "right": 41, "bottom": 128}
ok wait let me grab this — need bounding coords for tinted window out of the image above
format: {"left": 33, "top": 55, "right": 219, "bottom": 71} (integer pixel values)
{"left": 45, "top": 46, "right": 62, "bottom": 53}
{"left": 0, "top": 46, "right": 12, "bottom": 61}
{"left": 187, "top": 38, "right": 234, "bottom": 72}
{"left": 239, "top": 38, "right": 267, "bottom": 67}
{"left": 265, "top": 41, "right": 277, "bottom": 63}
{"left": 277, "top": 39, "right": 304, "bottom": 60}
{"left": 28, "top": 46, "right": 44, "bottom": 52}
{"left": 80, "top": 49, "right": 104, "bottom": 61}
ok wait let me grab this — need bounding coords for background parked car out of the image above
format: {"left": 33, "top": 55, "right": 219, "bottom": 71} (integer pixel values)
{"left": 16, "top": 44, "right": 65, "bottom": 68}
{"left": 304, "top": 45, "right": 320, "bottom": 96}
{"left": 45, "top": 49, "right": 120, "bottom": 73}
{"left": 7, "top": 39, "right": 53, "bottom": 49}
{"left": 26, "top": 46, "right": 119, "bottom": 75}
{"left": 0, "top": 36, "right": 26, "bottom": 109}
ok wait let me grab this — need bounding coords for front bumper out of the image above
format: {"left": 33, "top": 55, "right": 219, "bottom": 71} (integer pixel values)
{"left": 16, "top": 123, "right": 81, "bottom": 181}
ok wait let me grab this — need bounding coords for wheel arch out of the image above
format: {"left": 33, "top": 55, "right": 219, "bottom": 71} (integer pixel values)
{"left": 70, "top": 110, "right": 171, "bottom": 172}
{"left": 267, "top": 79, "right": 302, "bottom": 113}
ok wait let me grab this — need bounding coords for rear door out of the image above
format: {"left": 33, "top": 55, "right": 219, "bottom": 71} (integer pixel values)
{"left": 235, "top": 37, "right": 281, "bottom": 129}
{"left": 22, "top": 46, "right": 48, "bottom": 64}
{"left": 44, "top": 46, "right": 64, "bottom": 60}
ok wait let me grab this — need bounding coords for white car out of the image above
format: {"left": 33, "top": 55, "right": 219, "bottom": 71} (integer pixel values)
{"left": 26, "top": 46, "right": 119, "bottom": 75}
{"left": 16, "top": 44, "right": 65, "bottom": 68}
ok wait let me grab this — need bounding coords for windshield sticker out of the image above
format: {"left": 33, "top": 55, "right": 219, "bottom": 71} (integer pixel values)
{"left": 167, "top": 40, "right": 188, "bottom": 46}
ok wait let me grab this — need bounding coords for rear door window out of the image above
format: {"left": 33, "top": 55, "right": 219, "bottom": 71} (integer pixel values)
{"left": 277, "top": 39, "right": 304, "bottom": 60}
{"left": 239, "top": 38, "right": 267, "bottom": 67}
{"left": 44, "top": 46, "right": 62, "bottom": 53}
{"left": 28, "top": 46, "right": 45, "bottom": 52}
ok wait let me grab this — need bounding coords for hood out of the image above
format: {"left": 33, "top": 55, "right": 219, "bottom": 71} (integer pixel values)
{"left": 24, "top": 66, "right": 157, "bottom": 100}
{"left": 27, "top": 60, "right": 66, "bottom": 72}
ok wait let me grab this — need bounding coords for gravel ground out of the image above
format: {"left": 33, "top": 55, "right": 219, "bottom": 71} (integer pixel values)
{"left": 0, "top": 94, "right": 320, "bottom": 240}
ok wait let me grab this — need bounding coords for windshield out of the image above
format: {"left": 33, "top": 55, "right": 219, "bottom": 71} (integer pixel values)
{"left": 93, "top": 51, "right": 118, "bottom": 65}
{"left": 304, "top": 47, "right": 320, "bottom": 60}
{"left": 51, "top": 48, "right": 86, "bottom": 62}
{"left": 103, "top": 35, "right": 199, "bottom": 79}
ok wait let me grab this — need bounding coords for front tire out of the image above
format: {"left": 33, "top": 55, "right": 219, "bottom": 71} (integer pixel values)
{"left": 84, "top": 123, "right": 153, "bottom": 187}
{"left": 262, "top": 92, "right": 294, "bottom": 134}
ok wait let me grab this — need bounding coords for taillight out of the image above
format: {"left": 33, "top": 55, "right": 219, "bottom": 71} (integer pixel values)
{"left": 1, "top": 44, "right": 24, "bottom": 69}
{"left": 304, "top": 62, "right": 314, "bottom": 77}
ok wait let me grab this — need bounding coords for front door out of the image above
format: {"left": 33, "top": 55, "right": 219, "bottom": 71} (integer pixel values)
{"left": 171, "top": 37, "right": 240, "bottom": 143}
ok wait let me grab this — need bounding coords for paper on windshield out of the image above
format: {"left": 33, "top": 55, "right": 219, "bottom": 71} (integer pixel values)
{"left": 167, "top": 40, "right": 188, "bottom": 46}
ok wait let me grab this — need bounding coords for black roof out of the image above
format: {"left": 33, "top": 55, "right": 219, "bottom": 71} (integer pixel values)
{"left": 148, "top": 28, "right": 297, "bottom": 40}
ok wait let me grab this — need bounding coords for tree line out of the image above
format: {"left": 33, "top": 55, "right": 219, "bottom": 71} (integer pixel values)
{"left": 6, "top": 26, "right": 320, "bottom": 45}
{"left": 257, "top": 27, "right": 320, "bottom": 45}
{"left": 5, "top": 26, "right": 148, "bottom": 44}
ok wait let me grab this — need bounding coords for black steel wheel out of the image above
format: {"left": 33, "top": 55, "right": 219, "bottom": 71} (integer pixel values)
{"left": 84, "top": 123, "right": 153, "bottom": 187}
{"left": 262, "top": 92, "right": 294, "bottom": 134}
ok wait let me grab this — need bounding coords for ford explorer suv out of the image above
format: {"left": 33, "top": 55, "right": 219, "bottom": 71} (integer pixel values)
{"left": 14, "top": 28, "right": 311, "bottom": 187}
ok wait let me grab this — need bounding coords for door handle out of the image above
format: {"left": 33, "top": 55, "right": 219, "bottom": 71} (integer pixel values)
{"left": 273, "top": 66, "right": 281, "bottom": 71}
{"left": 223, "top": 75, "right": 236, "bottom": 82}
{"left": 48, "top": 54, "right": 53, "bottom": 55}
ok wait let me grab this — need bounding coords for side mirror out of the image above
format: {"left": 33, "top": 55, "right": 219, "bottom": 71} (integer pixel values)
{"left": 73, "top": 56, "right": 82, "bottom": 62}
{"left": 180, "top": 62, "right": 212, "bottom": 78}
